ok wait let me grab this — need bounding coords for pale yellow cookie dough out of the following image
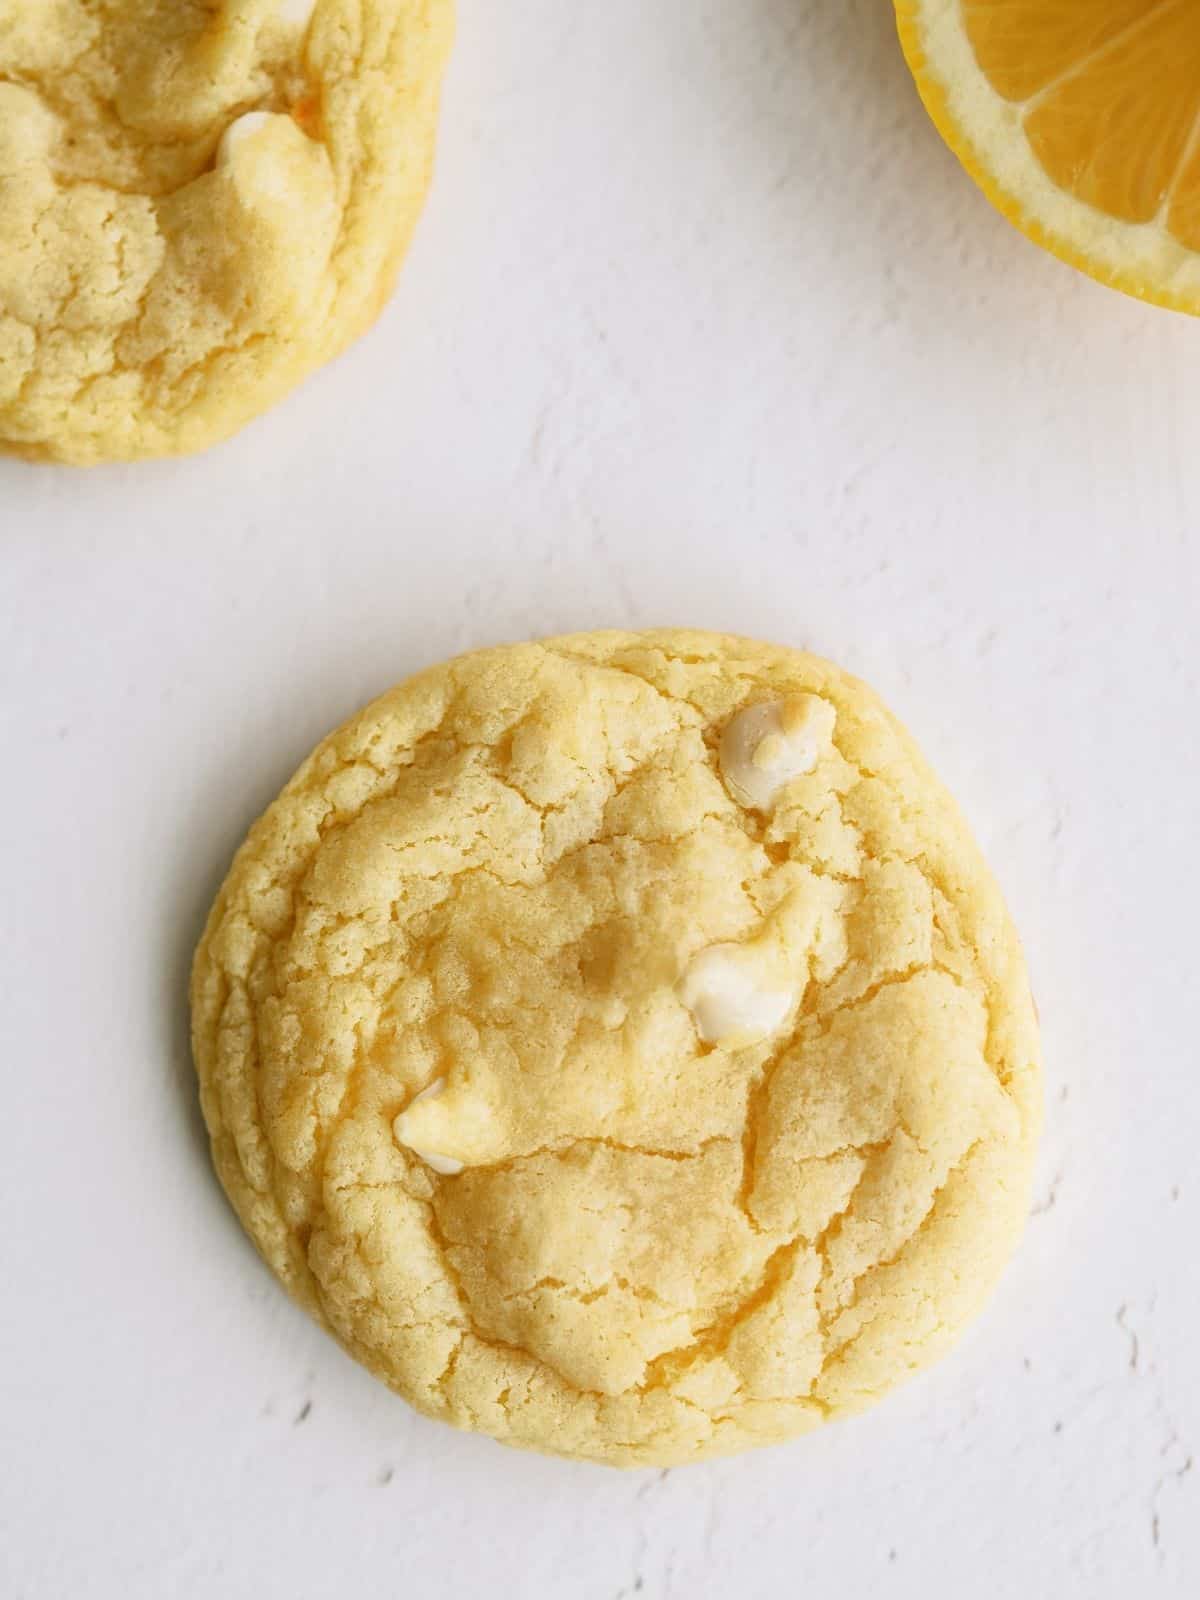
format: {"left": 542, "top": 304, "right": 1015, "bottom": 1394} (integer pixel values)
{"left": 0, "top": 0, "right": 452, "bottom": 464}
{"left": 191, "top": 631, "right": 1042, "bottom": 1466}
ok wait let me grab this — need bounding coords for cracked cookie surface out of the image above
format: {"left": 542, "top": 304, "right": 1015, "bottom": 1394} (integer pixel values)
{"left": 191, "top": 630, "right": 1042, "bottom": 1466}
{"left": 0, "top": 0, "right": 452, "bottom": 464}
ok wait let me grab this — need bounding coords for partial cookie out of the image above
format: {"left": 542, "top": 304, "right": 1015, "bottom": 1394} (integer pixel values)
{"left": 191, "top": 631, "right": 1042, "bottom": 1466}
{"left": 0, "top": 0, "right": 453, "bottom": 464}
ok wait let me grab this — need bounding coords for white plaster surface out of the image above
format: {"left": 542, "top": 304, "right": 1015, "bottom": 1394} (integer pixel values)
{"left": 2, "top": 2, "right": 1199, "bottom": 1595}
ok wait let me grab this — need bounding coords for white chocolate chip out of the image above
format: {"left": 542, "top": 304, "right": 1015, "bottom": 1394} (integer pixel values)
{"left": 216, "top": 110, "right": 276, "bottom": 168}
{"left": 719, "top": 694, "right": 835, "bottom": 812}
{"left": 393, "top": 1079, "right": 464, "bottom": 1176}
{"left": 276, "top": 0, "right": 318, "bottom": 27}
{"left": 678, "top": 945, "right": 795, "bottom": 1048}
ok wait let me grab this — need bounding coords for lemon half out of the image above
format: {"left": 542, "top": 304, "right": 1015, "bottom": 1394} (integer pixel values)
{"left": 896, "top": 0, "right": 1200, "bottom": 313}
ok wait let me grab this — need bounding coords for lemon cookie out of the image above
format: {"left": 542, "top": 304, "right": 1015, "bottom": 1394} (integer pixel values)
{"left": 191, "top": 631, "right": 1042, "bottom": 1466}
{"left": 0, "top": 0, "right": 452, "bottom": 464}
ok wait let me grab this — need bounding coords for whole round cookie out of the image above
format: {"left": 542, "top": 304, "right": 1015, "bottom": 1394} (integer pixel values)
{"left": 0, "top": 0, "right": 452, "bottom": 464}
{"left": 192, "top": 631, "right": 1042, "bottom": 1466}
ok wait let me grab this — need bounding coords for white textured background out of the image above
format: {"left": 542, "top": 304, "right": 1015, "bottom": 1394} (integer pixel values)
{"left": 3, "top": 1, "right": 1199, "bottom": 1595}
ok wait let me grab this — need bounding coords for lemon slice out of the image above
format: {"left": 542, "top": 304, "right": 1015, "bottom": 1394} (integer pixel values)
{"left": 896, "top": 0, "right": 1200, "bottom": 313}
